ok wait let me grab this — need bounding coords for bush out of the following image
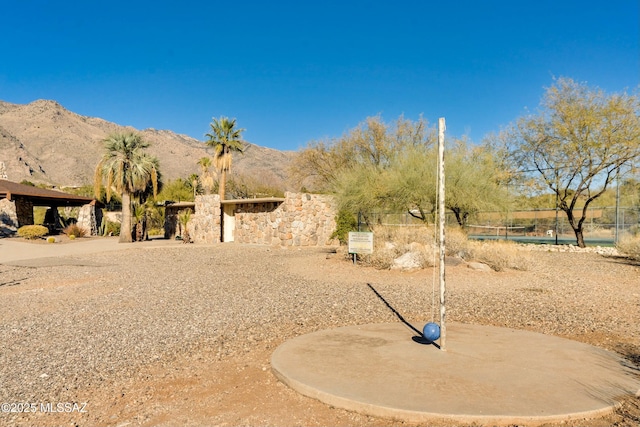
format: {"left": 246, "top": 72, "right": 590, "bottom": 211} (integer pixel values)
{"left": 63, "top": 223, "right": 87, "bottom": 238}
{"left": 349, "top": 224, "right": 531, "bottom": 271}
{"left": 356, "top": 225, "right": 435, "bottom": 269}
{"left": 331, "top": 210, "right": 358, "bottom": 245}
{"left": 47, "top": 236, "right": 56, "bottom": 243}
{"left": 104, "top": 220, "right": 121, "bottom": 236}
{"left": 178, "top": 209, "right": 193, "bottom": 243}
{"left": 466, "top": 240, "right": 532, "bottom": 271}
{"left": 444, "top": 226, "right": 471, "bottom": 258}
{"left": 616, "top": 235, "right": 640, "bottom": 260}
{"left": 17, "top": 225, "right": 49, "bottom": 240}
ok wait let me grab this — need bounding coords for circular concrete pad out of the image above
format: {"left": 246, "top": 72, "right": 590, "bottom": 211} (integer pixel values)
{"left": 271, "top": 322, "right": 640, "bottom": 426}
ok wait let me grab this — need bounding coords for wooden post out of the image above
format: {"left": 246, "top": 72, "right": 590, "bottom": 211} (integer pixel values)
{"left": 438, "top": 117, "right": 447, "bottom": 351}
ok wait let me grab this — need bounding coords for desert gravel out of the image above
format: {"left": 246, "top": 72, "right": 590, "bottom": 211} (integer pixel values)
{"left": 0, "top": 242, "right": 638, "bottom": 426}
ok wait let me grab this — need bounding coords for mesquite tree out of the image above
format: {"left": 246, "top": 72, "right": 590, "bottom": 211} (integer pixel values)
{"left": 508, "top": 78, "right": 640, "bottom": 247}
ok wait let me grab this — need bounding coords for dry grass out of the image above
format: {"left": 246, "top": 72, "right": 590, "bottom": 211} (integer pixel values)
{"left": 357, "top": 225, "right": 435, "bottom": 269}
{"left": 616, "top": 234, "right": 640, "bottom": 260}
{"left": 352, "top": 225, "right": 531, "bottom": 271}
{"left": 465, "top": 240, "right": 533, "bottom": 271}
{"left": 63, "top": 223, "right": 88, "bottom": 238}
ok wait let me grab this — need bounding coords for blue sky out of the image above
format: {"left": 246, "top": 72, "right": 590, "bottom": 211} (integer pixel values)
{"left": 1, "top": 1, "right": 638, "bottom": 151}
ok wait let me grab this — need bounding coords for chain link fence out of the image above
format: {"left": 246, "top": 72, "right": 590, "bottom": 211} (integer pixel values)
{"left": 356, "top": 207, "right": 640, "bottom": 244}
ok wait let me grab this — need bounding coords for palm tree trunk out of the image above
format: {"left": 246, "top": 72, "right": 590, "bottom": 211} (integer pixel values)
{"left": 120, "top": 191, "right": 133, "bottom": 243}
{"left": 219, "top": 169, "right": 226, "bottom": 200}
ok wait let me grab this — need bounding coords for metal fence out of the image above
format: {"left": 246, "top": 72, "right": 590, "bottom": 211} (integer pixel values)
{"left": 356, "top": 207, "right": 639, "bottom": 243}
{"left": 471, "top": 207, "right": 639, "bottom": 240}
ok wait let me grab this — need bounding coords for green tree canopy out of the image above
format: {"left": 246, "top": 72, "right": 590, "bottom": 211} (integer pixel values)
{"left": 158, "top": 178, "right": 195, "bottom": 203}
{"left": 507, "top": 77, "right": 640, "bottom": 247}
{"left": 334, "top": 138, "right": 509, "bottom": 227}
{"left": 293, "top": 115, "right": 508, "bottom": 227}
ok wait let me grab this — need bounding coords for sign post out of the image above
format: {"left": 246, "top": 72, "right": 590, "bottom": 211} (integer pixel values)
{"left": 348, "top": 231, "right": 374, "bottom": 264}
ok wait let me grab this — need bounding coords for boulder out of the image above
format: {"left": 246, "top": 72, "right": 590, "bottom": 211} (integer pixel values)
{"left": 467, "top": 261, "right": 492, "bottom": 272}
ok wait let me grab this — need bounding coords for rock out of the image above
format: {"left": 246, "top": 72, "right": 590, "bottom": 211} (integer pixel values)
{"left": 467, "top": 262, "right": 492, "bottom": 272}
{"left": 392, "top": 251, "right": 422, "bottom": 270}
{"left": 445, "top": 256, "right": 465, "bottom": 266}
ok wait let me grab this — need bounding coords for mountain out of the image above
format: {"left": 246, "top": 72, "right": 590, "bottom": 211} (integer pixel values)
{"left": 0, "top": 99, "right": 295, "bottom": 189}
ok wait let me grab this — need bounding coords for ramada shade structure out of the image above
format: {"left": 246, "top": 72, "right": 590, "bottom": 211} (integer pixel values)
{"left": 0, "top": 180, "right": 97, "bottom": 207}
{"left": 0, "top": 180, "right": 102, "bottom": 233}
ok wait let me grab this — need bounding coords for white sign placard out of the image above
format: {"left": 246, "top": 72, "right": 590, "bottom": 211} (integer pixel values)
{"left": 348, "top": 232, "right": 374, "bottom": 254}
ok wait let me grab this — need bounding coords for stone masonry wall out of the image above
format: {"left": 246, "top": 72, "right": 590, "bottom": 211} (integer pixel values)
{"left": 77, "top": 204, "right": 102, "bottom": 236}
{"left": 14, "top": 197, "right": 34, "bottom": 228}
{"left": 235, "top": 192, "right": 338, "bottom": 247}
{"left": 0, "top": 198, "right": 18, "bottom": 237}
{"left": 189, "top": 194, "right": 221, "bottom": 244}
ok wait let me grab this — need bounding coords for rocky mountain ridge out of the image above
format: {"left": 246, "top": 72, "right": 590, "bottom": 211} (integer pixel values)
{"left": 0, "top": 99, "right": 294, "bottom": 188}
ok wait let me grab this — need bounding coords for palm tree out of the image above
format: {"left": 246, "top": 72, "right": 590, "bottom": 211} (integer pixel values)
{"left": 197, "top": 157, "right": 215, "bottom": 195}
{"left": 188, "top": 173, "right": 201, "bottom": 198}
{"left": 94, "top": 132, "right": 159, "bottom": 243}
{"left": 132, "top": 202, "right": 146, "bottom": 242}
{"left": 205, "top": 117, "right": 245, "bottom": 200}
{"left": 178, "top": 208, "right": 193, "bottom": 243}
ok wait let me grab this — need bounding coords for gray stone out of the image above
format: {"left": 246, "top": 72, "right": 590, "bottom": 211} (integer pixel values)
{"left": 392, "top": 251, "right": 422, "bottom": 270}
{"left": 467, "top": 261, "right": 492, "bottom": 272}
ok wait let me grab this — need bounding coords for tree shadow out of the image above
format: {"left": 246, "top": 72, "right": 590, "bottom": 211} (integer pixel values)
{"left": 602, "top": 254, "right": 640, "bottom": 268}
{"left": 0, "top": 278, "right": 25, "bottom": 287}
{"left": 366, "top": 283, "right": 440, "bottom": 349}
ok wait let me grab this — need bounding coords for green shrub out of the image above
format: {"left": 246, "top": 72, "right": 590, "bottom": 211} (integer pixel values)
{"left": 63, "top": 223, "right": 87, "bottom": 238}
{"left": 104, "top": 220, "right": 121, "bottom": 236}
{"left": 47, "top": 236, "right": 56, "bottom": 243}
{"left": 331, "top": 210, "right": 358, "bottom": 245}
{"left": 147, "top": 227, "right": 164, "bottom": 236}
{"left": 178, "top": 209, "right": 193, "bottom": 243}
{"left": 17, "top": 225, "right": 49, "bottom": 240}
{"left": 33, "top": 207, "right": 47, "bottom": 225}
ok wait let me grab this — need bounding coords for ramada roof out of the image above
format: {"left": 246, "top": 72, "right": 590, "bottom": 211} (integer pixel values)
{"left": 0, "top": 180, "right": 98, "bottom": 206}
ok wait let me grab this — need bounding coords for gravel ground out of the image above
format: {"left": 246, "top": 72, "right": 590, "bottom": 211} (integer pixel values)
{"left": 0, "top": 243, "right": 639, "bottom": 427}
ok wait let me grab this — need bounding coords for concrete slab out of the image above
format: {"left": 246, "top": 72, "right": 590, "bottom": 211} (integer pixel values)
{"left": 271, "top": 322, "right": 640, "bottom": 426}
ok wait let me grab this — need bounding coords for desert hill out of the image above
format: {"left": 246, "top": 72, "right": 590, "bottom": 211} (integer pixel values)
{"left": 0, "top": 99, "right": 295, "bottom": 189}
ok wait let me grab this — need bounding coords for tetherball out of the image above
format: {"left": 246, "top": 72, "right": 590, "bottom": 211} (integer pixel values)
{"left": 423, "top": 322, "right": 441, "bottom": 342}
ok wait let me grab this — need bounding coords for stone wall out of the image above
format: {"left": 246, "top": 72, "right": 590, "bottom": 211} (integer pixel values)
{"left": 189, "top": 195, "right": 222, "bottom": 244}
{"left": 14, "top": 197, "right": 34, "bottom": 227}
{"left": 180, "top": 193, "right": 338, "bottom": 247}
{"left": 164, "top": 203, "right": 196, "bottom": 240}
{"left": 235, "top": 192, "right": 338, "bottom": 247}
{"left": 77, "top": 204, "right": 103, "bottom": 236}
{"left": 0, "top": 198, "right": 18, "bottom": 237}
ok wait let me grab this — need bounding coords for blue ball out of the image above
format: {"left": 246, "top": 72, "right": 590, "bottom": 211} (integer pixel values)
{"left": 423, "top": 322, "right": 441, "bottom": 342}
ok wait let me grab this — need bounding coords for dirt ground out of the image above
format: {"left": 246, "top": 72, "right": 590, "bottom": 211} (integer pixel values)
{"left": 2, "top": 242, "right": 639, "bottom": 427}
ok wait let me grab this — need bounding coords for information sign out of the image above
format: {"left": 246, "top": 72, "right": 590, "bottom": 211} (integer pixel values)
{"left": 348, "top": 232, "right": 374, "bottom": 254}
